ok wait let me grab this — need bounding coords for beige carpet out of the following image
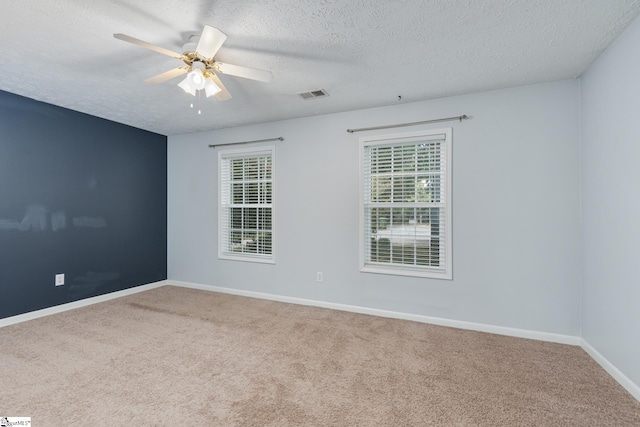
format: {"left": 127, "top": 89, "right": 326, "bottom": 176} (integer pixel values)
{"left": 1, "top": 286, "right": 639, "bottom": 426}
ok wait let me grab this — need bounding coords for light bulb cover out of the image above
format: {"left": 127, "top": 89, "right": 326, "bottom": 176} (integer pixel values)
{"left": 185, "top": 69, "right": 203, "bottom": 90}
{"left": 187, "top": 62, "right": 207, "bottom": 90}
{"left": 187, "top": 69, "right": 204, "bottom": 90}
{"left": 204, "top": 78, "right": 221, "bottom": 97}
{"left": 178, "top": 76, "right": 196, "bottom": 96}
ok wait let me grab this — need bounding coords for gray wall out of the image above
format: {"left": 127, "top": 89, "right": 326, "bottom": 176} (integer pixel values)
{"left": 581, "top": 15, "right": 640, "bottom": 387}
{"left": 0, "top": 90, "right": 167, "bottom": 319}
{"left": 168, "top": 79, "right": 581, "bottom": 336}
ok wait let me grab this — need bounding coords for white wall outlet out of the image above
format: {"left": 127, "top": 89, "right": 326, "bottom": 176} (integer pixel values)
{"left": 316, "top": 272, "right": 323, "bottom": 282}
{"left": 55, "top": 273, "right": 65, "bottom": 286}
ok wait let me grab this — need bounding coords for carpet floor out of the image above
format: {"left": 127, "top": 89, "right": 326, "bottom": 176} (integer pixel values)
{"left": 1, "top": 285, "right": 639, "bottom": 426}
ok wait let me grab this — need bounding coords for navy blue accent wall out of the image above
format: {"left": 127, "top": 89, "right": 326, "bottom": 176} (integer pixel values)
{"left": 0, "top": 90, "right": 167, "bottom": 319}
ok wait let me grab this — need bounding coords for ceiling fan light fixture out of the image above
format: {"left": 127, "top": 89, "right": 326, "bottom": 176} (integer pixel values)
{"left": 115, "top": 25, "right": 272, "bottom": 103}
{"left": 178, "top": 76, "right": 196, "bottom": 96}
{"left": 204, "top": 78, "right": 221, "bottom": 97}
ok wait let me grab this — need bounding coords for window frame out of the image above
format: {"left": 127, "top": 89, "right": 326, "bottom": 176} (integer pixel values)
{"left": 218, "top": 145, "right": 275, "bottom": 264}
{"left": 359, "top": 128, "right": 452, "bottom": 280}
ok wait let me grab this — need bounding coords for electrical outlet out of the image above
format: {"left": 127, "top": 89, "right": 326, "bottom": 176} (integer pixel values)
{"left": 316, "top": 272, "right": 323, "bottom": 282}
{"left": 55, "top": 273, "right": 65, "bottom": 286}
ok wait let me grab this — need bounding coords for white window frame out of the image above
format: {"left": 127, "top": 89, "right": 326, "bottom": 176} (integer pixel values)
{"left": 218, "top": 145, "right": 275, "bottom": 264}
{"left": 359, "top": 128, "right": 452, "bottom": 280}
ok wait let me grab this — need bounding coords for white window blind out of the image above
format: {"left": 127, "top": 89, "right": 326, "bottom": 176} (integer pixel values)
{"left": 219, "top": 146, "right": 274, "bottom": 263}
{"left": 360, "top": 129, "right": 452, "bottom": 279}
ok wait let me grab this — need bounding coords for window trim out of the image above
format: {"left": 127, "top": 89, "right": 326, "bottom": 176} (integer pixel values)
{"left": 218, "top": 145, "right": 275, "bottom": 264}
{"left": 359, "top": 128, "right": 452, "bottom": 280}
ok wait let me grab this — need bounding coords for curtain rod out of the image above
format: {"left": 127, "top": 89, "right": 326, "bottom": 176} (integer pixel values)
{"left": 346, "top": 115, "right": 468, "bottom": 133}
{"left": 208, "top": 137, "right": 284, "bottom": 148}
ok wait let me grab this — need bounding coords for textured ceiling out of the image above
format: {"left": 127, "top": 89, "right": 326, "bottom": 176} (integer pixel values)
{"left": 1, "top": 0, "right": 639, "bottom": 135}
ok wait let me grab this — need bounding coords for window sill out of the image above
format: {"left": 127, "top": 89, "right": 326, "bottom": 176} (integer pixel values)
{"left": 219, "top": 253, "right": 275, "bottom": 264}
{"left": 360, "top": 265, "right": 451, "bottom": 280}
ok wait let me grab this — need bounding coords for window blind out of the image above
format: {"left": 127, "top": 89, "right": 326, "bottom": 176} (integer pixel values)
{"left": 219, "top": 148, "right": 273, "bottom": 262}
{"left": 361, "top": 129, "right": 451, "bottom": 279}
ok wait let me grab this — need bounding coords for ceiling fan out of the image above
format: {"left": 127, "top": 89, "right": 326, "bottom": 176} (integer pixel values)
{"left": 114, "top": 25, "right": 273, "bottom": 101}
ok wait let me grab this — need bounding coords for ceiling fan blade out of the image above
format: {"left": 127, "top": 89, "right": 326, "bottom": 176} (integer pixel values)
{"left": 208, "top": 73, "right": 232, "bottom": 101}
{"left": 196, "top": 25, "right": 227, "bottom": 59}
{"left": 144, "top": 67, "right": 187, "bottom": 84}
{"left": 114, "top": 33, "right": 184, "bottom": 59}
{"left": 216, "top": 62, "right": 273, "bottom": 83}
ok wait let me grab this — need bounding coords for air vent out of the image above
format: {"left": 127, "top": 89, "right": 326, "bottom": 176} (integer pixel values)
{"left": 298, "top": 89, "right": 329, "bottom": 100}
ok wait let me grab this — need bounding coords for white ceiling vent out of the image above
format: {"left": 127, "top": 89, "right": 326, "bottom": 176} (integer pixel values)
{"left": 298, "top": 89, "right": 329, "bottom": 100}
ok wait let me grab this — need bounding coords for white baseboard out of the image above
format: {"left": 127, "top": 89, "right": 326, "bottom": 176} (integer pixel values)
{"left": 0, "top": 280, "right": 169, "bottom": 328}
{"left": 581, "top": 339, "right": 640, "bottom": 402}
{"left": 168, "top": 280, "right": 581, "bottom": 346}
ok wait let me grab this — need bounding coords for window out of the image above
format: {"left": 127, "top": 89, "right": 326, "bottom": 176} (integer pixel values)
{"left": 360, "top": 129, "right": 452, "bottom": 279}
{"left": 219, "top": 146, "right": 274, "bottom": 263}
